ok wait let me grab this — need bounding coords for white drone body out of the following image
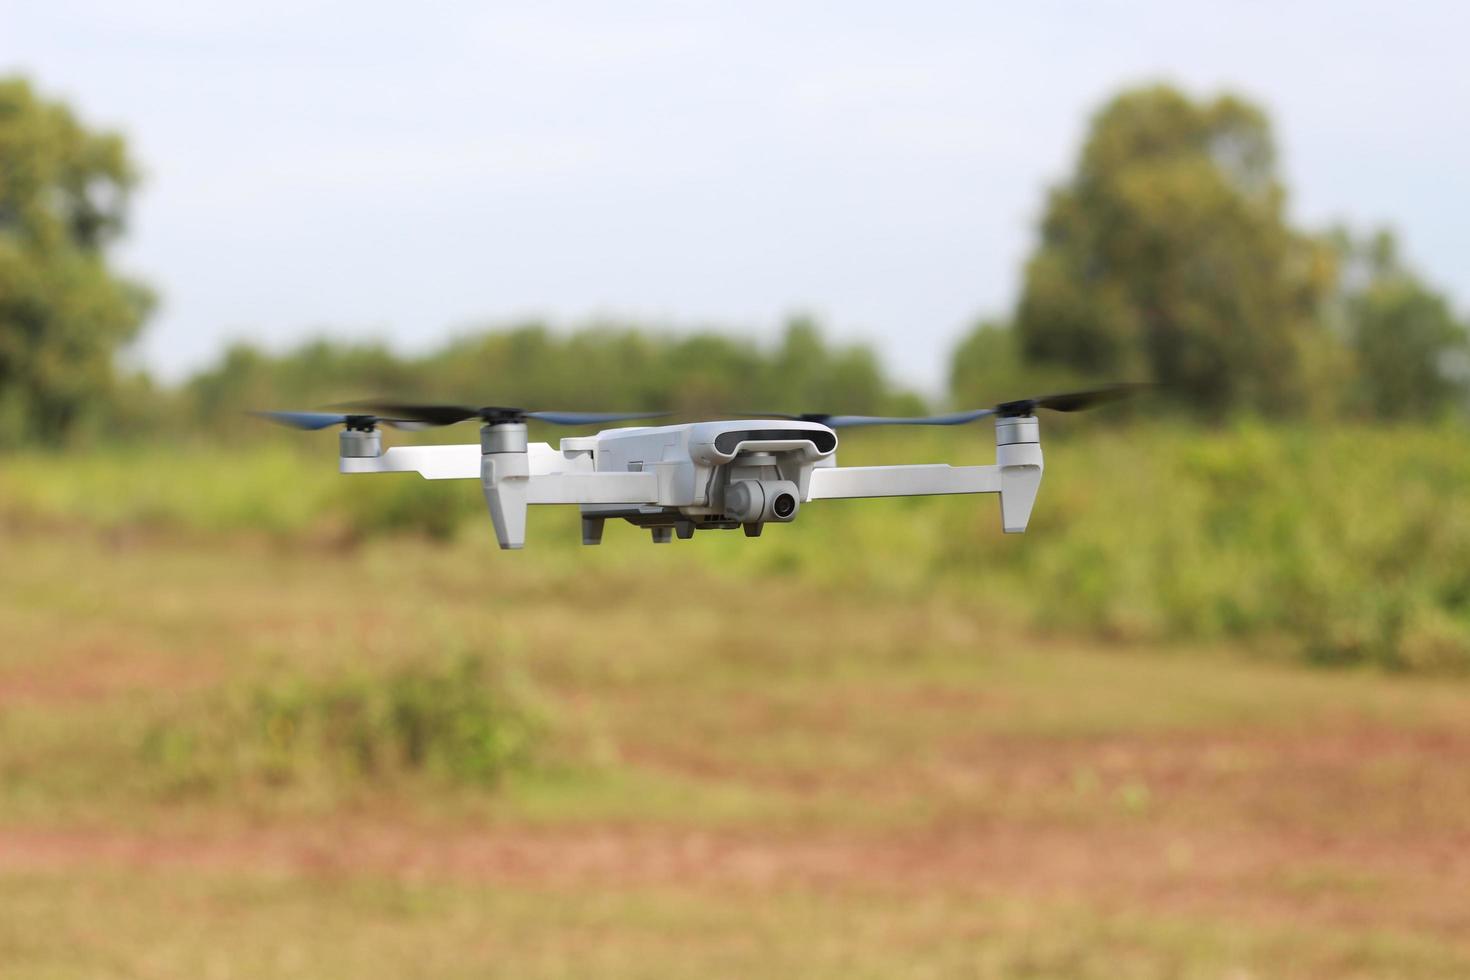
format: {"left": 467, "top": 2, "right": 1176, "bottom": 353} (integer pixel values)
{"left": 337, "top": 416, "right": 1044, "bottom": 549}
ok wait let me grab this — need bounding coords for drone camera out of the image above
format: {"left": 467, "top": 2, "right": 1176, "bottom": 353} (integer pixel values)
{"left": 725, "top": 479, "right": 801, "bottom": 524}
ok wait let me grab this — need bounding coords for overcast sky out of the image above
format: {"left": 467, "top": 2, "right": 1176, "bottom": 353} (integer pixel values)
{"left": 4, "top": 0, "right": 1467, "bottom": 394}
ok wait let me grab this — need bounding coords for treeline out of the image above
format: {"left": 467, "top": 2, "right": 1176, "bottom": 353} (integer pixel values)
{"left": 2, "top": 77, "right": 1468, "bottom": 448}
{"left": 180, "top": 317, "right": 922, "bottom": 435}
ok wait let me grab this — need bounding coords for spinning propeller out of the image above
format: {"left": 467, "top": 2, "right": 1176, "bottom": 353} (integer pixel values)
{"left": 252, "top": 410, "right": 421, "bottom": 431}
{"left": 329, "top": 401, "right": 668, "bottom": 427}
{"left": 256, "top": 385, "right": 1144, "bottom": 433}
{"left": 749, "top": 384, "right": 1148, "bottom": 429}
{"left": 255, "top": 403, "right": 665, "bottom": 430}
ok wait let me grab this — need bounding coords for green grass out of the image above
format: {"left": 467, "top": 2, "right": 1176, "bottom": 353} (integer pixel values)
{"left": 4, "top": 420, "right": 1470, "bottom": 669}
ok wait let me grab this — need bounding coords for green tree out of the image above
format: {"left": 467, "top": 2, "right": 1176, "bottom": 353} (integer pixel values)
{"left": 769, "top": 315, "right": 887, "bottom": 415}
{"left": 196, "top": 317, "right": 916, "bottom": 437}
{"left": 1330, "top": 228, "right": 1468, "bottom": 419}
{"left": 0, "top": 77, "right": 153, "bottom": 444}
{"left": 948, "top": 318, "right": 1107, "bottom": 409}
{"left": 1014, "top": 85, "right": 1337, "bottom": 416}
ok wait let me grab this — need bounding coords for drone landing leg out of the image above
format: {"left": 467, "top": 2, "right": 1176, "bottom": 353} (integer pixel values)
{"left": 482, "top": 452, "right": 530, "bottom": 550}
{"left": 997, "top": 426, "right": 1044, "bottom": 534}
{"left": 582, "top": 516, "right": 605, "bottom": 546}
{"left": 1000, "top": 459, "right": 1042, "bottom": 533}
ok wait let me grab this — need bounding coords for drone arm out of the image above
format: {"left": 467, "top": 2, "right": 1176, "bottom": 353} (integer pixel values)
{"left": 339, "top": 441, "right": 659, "bottom": 548}
{"left": 339, "top": 444, "right": 483, "bottom": 479}
{"left": 806, "top": 445, "right": 1043, "bottom": 533}
{"left": 807, "top": 463, "right": 1002, "bottom": 499}
{"left": 339, "top": 442, "right": 595, "bottom": 481}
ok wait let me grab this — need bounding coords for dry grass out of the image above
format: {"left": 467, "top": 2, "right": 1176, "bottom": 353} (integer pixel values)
{"left": 3, "top": 523, "right": 1470, "bottom": 977}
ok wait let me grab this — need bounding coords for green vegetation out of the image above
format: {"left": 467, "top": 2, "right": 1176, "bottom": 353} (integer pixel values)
{"left": 0, "top": 77, "right": 154, "bottom": 446}
{"left": 141, "top": 653, "right": 541, "bottom": 798}
{"left": 7, "top": 422, "right": 1467, "bottom": 672}
{"left": 182, "top": 315, "right": 923, "bottom": 437}
{"left": 1014, "top": 86, "right": 1334, "bottom": 414}
{"left": 1332, "top": 227, "right": 1470, "bottom": 419}
{"left": 956, "top": 86, "right": 1468, "bottom": 420}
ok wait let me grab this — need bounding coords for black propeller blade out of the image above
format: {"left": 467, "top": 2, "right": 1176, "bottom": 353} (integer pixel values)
{"left": 251, "top": 410, "right": 420, "bottom": 431}
{"left": 335, "top": 401, "right": 668, "bottom": 427}
{"left": 994, "top": 384, "right": 1147, "bottom": 416}
{"left": 740, "top": 384, "right": 1149, "bottom": 429}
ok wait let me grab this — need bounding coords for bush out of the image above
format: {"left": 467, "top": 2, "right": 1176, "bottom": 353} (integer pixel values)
{"left": 729, "top": 421, "right": 1470, "bottom": 672}
{"left": 141, "top": 653, "right": 541, "bottom": 796}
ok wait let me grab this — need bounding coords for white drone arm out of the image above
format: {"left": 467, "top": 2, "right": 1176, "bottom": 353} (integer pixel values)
{"left": 807, "top": 463, "right": 1000, "bottom": 498}
{"left": 339, "top": 443, "right": 481, "bottom": 480}
{"left": 806, "top": 438, "right": 1043, "bottom": 534}
{"left": 341, "top": 442, "right": 659, "bottom": 495}
{"left": 341, "top": 439, "right": 660, "bottom": 548}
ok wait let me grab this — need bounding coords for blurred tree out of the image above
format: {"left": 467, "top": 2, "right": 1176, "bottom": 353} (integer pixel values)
{"left": 769, "top": 315, "right": 887, "bottom": 415}
{"left": 0, "top": 77, "right": 154, "bottom": 444}
{"left": 1013, "top": 85, "right": 1338, "bottom": 416}
{"left": 948, "top": 318, "right": 1102, "bottom": 409}
{"left": 194, "top": 317, "right": 915, "bottom": 437}
{"left": 1328, "top": 228, "right": 1469, "bottom": 419}
{"left": 186, "top": 338, "right": 420, "bottom": 429}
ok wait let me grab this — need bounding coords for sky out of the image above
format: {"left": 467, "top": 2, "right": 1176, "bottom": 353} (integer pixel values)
{"left": 3, "top": 0, "right": 1467, "bottom": 395}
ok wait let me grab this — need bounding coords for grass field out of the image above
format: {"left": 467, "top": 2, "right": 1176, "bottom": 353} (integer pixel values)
{"left": 4, "top": 461, "right": 1470, "bottom": 979}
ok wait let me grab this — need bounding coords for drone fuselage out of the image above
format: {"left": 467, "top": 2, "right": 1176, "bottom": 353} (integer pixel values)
{"left": 339, "top": 417, "right": 1043, "bottom": 549}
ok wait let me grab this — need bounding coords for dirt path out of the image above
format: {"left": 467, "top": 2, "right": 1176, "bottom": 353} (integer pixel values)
{"left": 6, "top": 711, "right": 1470, "bottom": 944}
{"left": 5, "top": 788, "right": 1469, "bottom": 946}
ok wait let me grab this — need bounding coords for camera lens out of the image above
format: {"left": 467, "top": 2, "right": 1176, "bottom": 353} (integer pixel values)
{"left": 771, "top": 492, "right": 797, "bottom": 519}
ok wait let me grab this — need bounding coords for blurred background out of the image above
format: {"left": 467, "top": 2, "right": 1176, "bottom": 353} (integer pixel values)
{"left": 3, "top": 3, "right": 1470, "bottom": 977}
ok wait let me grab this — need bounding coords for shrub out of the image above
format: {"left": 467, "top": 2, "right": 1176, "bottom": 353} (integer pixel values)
{"left": 142, "top": 653, "right": 540, "bottom": 796}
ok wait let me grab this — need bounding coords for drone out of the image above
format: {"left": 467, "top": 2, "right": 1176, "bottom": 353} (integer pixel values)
{"left": 257, "top": 386, "right": 1140, "bottom": 549}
